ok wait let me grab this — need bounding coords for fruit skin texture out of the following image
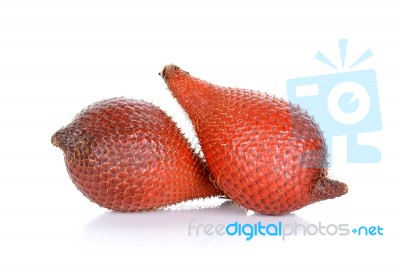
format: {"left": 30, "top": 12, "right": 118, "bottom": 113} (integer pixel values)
{"left": 161, "top": 65, "right": 348, "bottom": 215}
{"left": 51, "top": 98, "right": 221, "bottom": 211}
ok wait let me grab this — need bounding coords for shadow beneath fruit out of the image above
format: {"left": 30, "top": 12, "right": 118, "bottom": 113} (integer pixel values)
{"left": 81, "top": 198, "right": 309, "bottom": 250}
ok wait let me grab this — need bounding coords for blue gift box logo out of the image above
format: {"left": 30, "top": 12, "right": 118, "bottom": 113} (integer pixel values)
{"left": 287, "top": 40, "right": 382, "bottom": 165}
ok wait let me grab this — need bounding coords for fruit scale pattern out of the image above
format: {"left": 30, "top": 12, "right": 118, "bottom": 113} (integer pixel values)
{"left": 161, "top": 65, "right": 347, "bottom": 214}
{"left": 52, "top": 65, "right": 347, "bottom": 215}
{"left": 51, "top": 98, "right": 222, "bottom": 211}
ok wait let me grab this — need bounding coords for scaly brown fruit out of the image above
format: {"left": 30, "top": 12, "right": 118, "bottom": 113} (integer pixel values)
{"left": 161, "top": 65, "right": 347, "bottom": 215}
{"left": 52, "top": 98, "right": 222, "bottom": 211}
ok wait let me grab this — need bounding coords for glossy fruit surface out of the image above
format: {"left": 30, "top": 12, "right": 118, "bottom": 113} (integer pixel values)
{"left": 161, "top": 65, "right": 347, "bottom": 214}
{"left": 52, "top": 98, "right": 221, "bottom": 211}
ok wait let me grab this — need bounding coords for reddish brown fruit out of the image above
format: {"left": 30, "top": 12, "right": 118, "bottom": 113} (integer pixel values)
{"left": 161, "top": 65, "right": 348, "bottom": 215}
{"left": 51, "top": 98, "right": 222, "bottom": 211}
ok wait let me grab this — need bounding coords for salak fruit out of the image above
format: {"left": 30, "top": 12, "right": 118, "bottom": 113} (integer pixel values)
{"left": 161, "top": 65, "right": 348, "bottom": 215}
{"left": 51, "top": 98, "right": 222, "bottom": 211}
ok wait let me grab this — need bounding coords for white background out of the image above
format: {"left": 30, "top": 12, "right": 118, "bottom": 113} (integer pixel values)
{"left": 1, "top": 0, "right": 399, "bottom": 265}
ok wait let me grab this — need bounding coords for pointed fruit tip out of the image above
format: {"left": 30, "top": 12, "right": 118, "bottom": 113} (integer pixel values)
{"left": 312, "top": 178, "right": 348, "bottom": 203}
{"left": 160, "top": 64, "right": 179, "bottom": 80}
{"left": 51, "top": 129, "right": 67, "bottom": 152}
{"left": 51, "top": 131, "right": 60, "bottom": 148}
{"left": 160, "top": 64, "right": 190, "bottom": 81}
